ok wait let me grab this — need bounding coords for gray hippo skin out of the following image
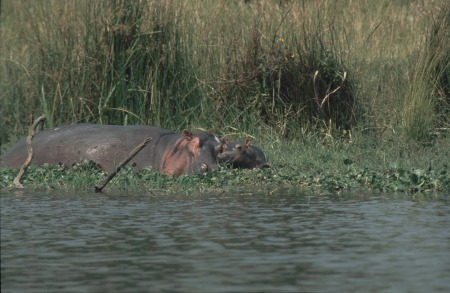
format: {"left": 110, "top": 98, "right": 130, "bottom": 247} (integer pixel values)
{"left": 0, "top": 124, "right": 223, "bottom": 176}
{"left": 217, "top": 138, "right": 270, "bottom": 169}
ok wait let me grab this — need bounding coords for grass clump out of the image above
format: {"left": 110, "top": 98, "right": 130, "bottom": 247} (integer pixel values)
{"left": 215, "top": 10, "right": 357, "bottom": 137}
{"left": 402, "top": 6, "right": 450, "bottom": 141}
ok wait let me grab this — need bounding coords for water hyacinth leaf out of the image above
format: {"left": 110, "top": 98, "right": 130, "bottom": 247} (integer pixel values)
{"left": 389, "top": 162, "right": 398, "bottom": 170}
{"left": 412, "top": 169, "right": 425, "bottom": 177}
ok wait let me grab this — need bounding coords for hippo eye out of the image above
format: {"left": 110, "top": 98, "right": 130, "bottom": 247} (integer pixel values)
{"left": 235, "top": 145, "right": 242, "bottom": 151}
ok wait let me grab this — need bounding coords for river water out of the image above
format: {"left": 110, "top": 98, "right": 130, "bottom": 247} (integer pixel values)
{"left": 1, "top": 189, "right": 449, "bottom": 293}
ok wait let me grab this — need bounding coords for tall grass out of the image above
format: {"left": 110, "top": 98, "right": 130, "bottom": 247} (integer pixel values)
{"left": 0, "top": 0, "right": 448, "bottom": 150}
{"left": 1, "top": 0, "right": 207, "bottom": 146}
{"left": 402, "top": 7, "right": 449, "bottom": 141}
{"left": 213, "top": 7, "right": 357, "bottom": 137}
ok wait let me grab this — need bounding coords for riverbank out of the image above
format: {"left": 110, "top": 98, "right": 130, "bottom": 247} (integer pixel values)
{"left": 1, "top": 132, "right": 448, "bottom": 195}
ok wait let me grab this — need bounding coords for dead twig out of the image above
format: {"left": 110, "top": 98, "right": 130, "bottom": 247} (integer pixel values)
{"left": 95, "top": 136, "right": 152, "bottom": 193}
{"left": 320, "top": 72, "right": 347, "bottom": 108}
{"left": 13, "top": 115, "right": 46, "bottom": 189}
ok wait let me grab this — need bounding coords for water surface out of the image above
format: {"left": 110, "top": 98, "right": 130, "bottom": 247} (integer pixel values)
{"left": 1, "top": 189, "right": 449, "bottom": 292}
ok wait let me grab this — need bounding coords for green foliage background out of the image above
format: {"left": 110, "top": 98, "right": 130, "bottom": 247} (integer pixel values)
{"left": 1, "top": 0, "right": 448, "bottom": 144}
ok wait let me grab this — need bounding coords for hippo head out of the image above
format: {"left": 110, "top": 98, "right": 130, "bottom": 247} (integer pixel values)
{"left": 162, "top": 130, "right": 224, "bottom": 176}
{"left": 218, "top": 138, "right": 270, "bottom": 169}
{"left": 184, "top": 130, "right": 225, "bottom": 175}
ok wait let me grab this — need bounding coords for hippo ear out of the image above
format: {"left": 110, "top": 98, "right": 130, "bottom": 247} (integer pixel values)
{"left": 245, "top": 138, "right": 251, "bottom": 148}
{"left": 182, "top": 129, "right": 192, "bottom": 140}
{"left": 218, "top": 136, "right": 231, "bottom": 145}
{"left": 188, "top": 136, "right": 201, "bottom": 154}
{"left": 219, "top": 136, "right": 229, "bottom": 144}
{"left": 215, "top": 143, "right": 224, "bottom": 154}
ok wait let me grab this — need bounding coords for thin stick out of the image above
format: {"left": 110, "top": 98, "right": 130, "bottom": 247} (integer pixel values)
{"left": 95, "top": 136, "right": 152, "bottom": 193}
{"left": 320, "top": 72, "right": 347, "bottom": 108}
{"left": 13, "top": 115, "right": 46, "bottom": 189}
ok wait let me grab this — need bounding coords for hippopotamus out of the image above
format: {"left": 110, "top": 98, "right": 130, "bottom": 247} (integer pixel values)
{"left": 217, "top": 138, "right": 270, "bottom": 169}
{"left": 0, "top": 124, "right": 223, "bottom": 176}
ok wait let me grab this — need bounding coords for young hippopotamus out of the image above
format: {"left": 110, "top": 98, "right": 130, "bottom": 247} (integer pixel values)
{"left": 0, "top": 124, "right": 224, "bottom": 176}
{"left": 217, "top": 138, "right": 270, "bottom": 169}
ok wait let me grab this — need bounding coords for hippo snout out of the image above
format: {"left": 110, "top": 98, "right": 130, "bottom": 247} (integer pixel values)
{"left": 187, "top": 161, "right": 218, "bottom": 175}
{"left": 217, "top": 152, "right": 232, "bottom": 164}
{"left": 259, "top": 162, "right": 271, "bottom": 168}
{"left": 199, "top": 163, "right": 208, "bottom": 173}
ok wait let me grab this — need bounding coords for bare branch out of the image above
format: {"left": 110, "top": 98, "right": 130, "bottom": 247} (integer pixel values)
{"left": 95, "top": 136, "right": 152, "bottom": 193}
{"left": 13, "top": 115, "right": 46, "bottom": 189}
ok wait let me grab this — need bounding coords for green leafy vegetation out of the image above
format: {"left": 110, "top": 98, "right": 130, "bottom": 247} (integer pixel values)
{"left": 1, "top": 159, "right": 448, "bottom": 195}
{"left": 1, "top": 134, "right": 448, "bottom": 194}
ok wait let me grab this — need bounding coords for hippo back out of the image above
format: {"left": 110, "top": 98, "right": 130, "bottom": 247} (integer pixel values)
{"left": 0, "top": 124, "right": 220, "bottom": 175}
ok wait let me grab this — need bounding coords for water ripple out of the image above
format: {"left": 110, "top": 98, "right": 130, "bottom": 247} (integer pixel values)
{"left": 1, "top": 191, "right": 449, "bottom": 293}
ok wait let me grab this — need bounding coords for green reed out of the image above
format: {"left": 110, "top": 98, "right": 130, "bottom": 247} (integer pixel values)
{"left": 0, "top": 0, "right": 448, "bottom": 151}
{"left": 402, "top": 7, "right": 449, "bottom": 141}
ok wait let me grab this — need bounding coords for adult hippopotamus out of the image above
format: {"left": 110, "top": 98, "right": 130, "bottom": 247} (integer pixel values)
{"left": 217, "top": 138, "right": 270, "bottom": 169}
{"left": 0, "top": 124, "right": 223, "bottom": 176}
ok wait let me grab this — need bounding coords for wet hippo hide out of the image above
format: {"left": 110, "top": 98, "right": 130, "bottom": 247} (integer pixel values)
{"left": 0, "top": 124, "right": 222, "bottom": 176}
{"left": 217, "top": 138, "right": 270, "bottom": 169}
